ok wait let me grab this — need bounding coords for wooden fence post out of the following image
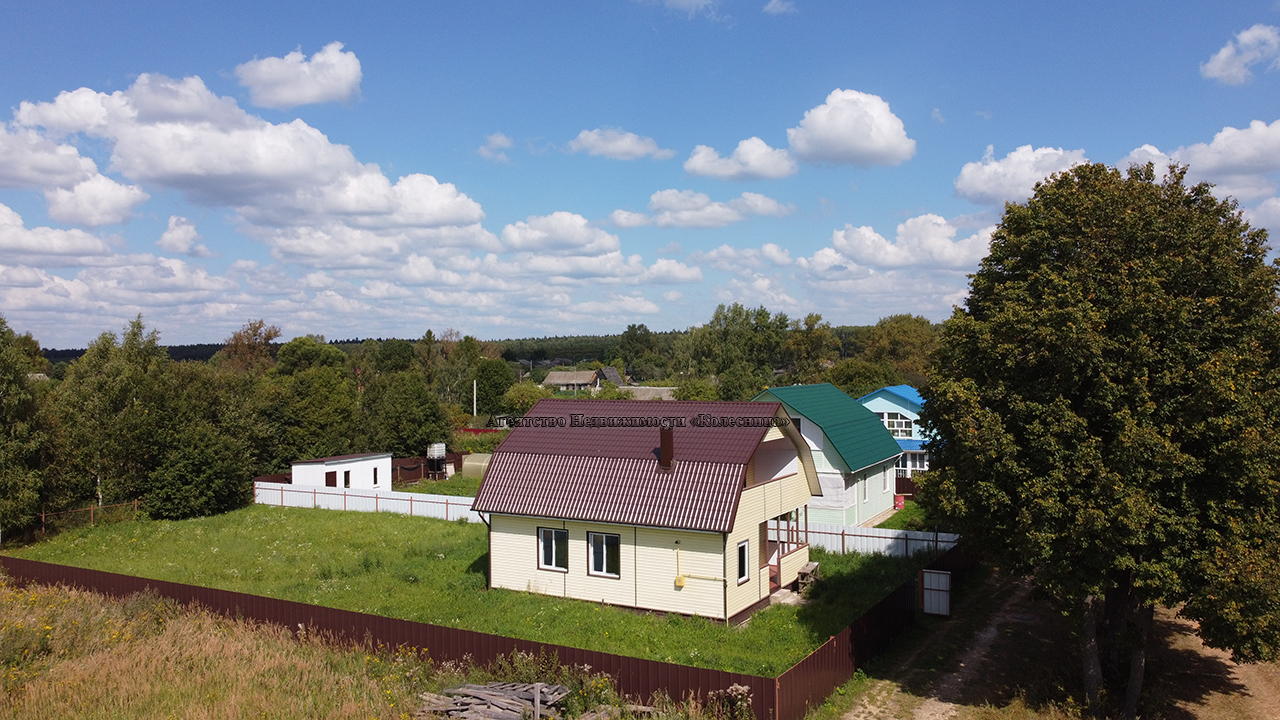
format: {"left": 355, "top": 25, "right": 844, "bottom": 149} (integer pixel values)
{"left": 90, "top": 504, "right": 94, "bottom": 527}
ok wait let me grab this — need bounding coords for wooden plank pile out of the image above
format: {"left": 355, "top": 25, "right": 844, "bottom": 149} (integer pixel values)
{"left": 415, "top": 682, "right": 570, "bottom": 720}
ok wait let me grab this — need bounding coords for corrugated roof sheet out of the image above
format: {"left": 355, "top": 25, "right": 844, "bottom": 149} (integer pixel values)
{"left": 857, "top": 384, "right": 925, "bottom": 407}
{"left": 754, "top": 384, "right": 902, "bottom": 474}
{"left": 472, "top": 399, "right": 783, "bottom": 532}
{"left": 542, "top": 370, "right": 597, "bottom": 386}
{"left": 897, "top": 438, "right": 925, "bottom": 452}
{"left": 597, "top": 366, "right": 625, "bottom": 385}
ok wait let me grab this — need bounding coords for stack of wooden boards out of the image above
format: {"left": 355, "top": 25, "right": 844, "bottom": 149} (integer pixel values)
{"left": 415, "top": 682, "right": 571, "bottom": 720}
{"left": 414, "top": 682, "right": 655, "bottom": 720}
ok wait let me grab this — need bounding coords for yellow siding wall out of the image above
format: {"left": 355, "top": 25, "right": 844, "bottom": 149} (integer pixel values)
{"left": 725, "top": 482, "right": 769, "bottom": 617}
{"left": 489, "top": 514, "right": 726, "bottom": 620}
{"left": 635, "top": 527, "right": 726, "bottom": 619}
{"left": 565, "top": 522, "right": 637, "bottom": 607}
{"left": 489, "top": 515, "right": 566, "bottom": 596}
{"left": 779, "top": 545, "right": 810, "bottom": 587}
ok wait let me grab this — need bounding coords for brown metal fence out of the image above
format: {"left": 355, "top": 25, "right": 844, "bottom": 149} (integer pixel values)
{"left": 0, "top": 545, "right": 977, "bottom": 720}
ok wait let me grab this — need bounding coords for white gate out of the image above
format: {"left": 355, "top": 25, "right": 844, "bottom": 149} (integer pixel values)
{"left": 921, "top": 569, "right": 952, "bottom": 616}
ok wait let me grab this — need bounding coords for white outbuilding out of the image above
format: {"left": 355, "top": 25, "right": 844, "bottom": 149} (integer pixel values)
{"left": 291, "top": 453, "right": 392, "bottom": 490}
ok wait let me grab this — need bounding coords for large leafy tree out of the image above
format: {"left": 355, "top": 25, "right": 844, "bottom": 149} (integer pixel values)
{"left": 473, "top": 358, "right": 516, "bottom": 414}
{"left": 863, "top": 314, "right": 937, "bottom": 388}
{"left": 0, "top": 315, "right": 42, "bottom": 536}
{"left": 213, "top": 319, "right": 281, "bottom": 374}
{"left": 46, "top": 317, "right": 173, "bottom": 504}
{"left": 920, "top": 163, "right": 1280, "bottom": 718}
{"left": 355, "top": 371, "right": 449, "bottom": 457}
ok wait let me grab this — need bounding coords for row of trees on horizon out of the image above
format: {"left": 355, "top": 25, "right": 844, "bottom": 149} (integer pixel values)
{"left": 0, "top": 306, "right": 938, "bottom": 533}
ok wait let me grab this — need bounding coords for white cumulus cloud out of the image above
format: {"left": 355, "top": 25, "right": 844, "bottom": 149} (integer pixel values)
{"left": 1121, "top": 118, "right": 1280, "bottom": 201}
{"left": 786, "top": 89, "right": 916, "bottom": 166}
{"left": 235, "top": 42, "right": 363, "bottom": 109}
{"left": 566, "top": 128, "right": 675, "bottom": 160}
{"left": 45, "top": 174, "right": 149, "bottom": 227}
{"left": 501, "top": 212, "right": 621, "bottom": 255}
{"left": 1200, "top": 24, "right": 1280, "bottom": 85}
{"left": 817, "top": 214, "right": 993, "bottom": 270}
{"left": 157, "top": 216, "right": 214, "bottom": 257}
{"left": 684, "top": 137, "right": 797, "bottom": 179}
{"left": 954, "top": 145, "right": 1088, "bottom": 205}
{"left": 615, "top": 189, "right": 794, "bottom": 229}
{"left": 690, "top": 243, "right": 794, "bottom": 273}
{"left": 15, "top": 73, "right": 491, "bottom": 268}
{"left": 0, "top": 203, "right": 115, "bottom": 262}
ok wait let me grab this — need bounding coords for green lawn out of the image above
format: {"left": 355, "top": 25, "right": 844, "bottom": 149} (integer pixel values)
{"left": 395, "top": 474, "right": 482, "bottom": 497}
{"left": 875, "top": 501, "right": 927, "bottom": 531}
{"left": 4, "top": 504, "right": 926, "bottom": 676}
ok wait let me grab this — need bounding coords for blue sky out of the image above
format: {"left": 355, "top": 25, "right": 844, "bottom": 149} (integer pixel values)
{"left": 3, "top": 1, "right": 1279, "bottom": 347}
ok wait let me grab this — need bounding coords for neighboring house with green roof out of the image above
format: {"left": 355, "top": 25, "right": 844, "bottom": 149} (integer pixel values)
{"left": 753, "top": 383, "right": 902, "bottom": 526}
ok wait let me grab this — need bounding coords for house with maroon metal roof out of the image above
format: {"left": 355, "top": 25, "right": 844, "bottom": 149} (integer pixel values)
{"left": 292, "top": 453, "right": 391, "bottom": 490}
{"left": 471, "top": 399, "right": 821, "bottom": 624}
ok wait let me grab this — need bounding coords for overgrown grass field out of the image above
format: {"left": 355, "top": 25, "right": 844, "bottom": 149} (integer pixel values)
{"left": 4, "top": 505, "right": 926, "bottom": 676}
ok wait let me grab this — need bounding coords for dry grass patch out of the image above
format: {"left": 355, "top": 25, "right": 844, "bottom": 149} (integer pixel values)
{"left": 1, "top": 575, "right": 427, "bottom": 719}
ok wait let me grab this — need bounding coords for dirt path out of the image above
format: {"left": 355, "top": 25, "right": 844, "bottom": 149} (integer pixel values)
{"left": 1149, "top": 607, "right": 1280, "bottom": 720}
{"left": 843, "top": 574, "right": 1034, "bottom": 720}
{"left": 907, "top": 581, "right": 1031, "bottom": 720}
{"left": 841, "top": 575, "right": 1280, "bottom": 720}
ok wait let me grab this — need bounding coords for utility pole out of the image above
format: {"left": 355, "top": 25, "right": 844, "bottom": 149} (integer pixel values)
{"left": 473, "top": 379, "right": 477, "bottom": 417}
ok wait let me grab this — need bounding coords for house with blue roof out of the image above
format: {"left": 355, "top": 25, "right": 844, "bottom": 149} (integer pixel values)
{"left": 753, "top": 383, "right": 903, "bottom": 526}
{"left": 857, "top": 385, "right": 932, "bottom": 481}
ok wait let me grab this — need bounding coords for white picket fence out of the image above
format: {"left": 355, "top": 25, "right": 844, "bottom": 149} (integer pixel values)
{"left": 806, "top": 522, "right": 959, "bottom": 557}
{"left": 253, "top": 482, "right": 957, "bottom": 557}
{"left": 253, "top": 482, "right": 485, "bottom": 523}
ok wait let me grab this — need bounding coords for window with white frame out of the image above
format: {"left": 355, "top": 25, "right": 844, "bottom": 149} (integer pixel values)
{"left": 737, "top": 540, "right": 750, "bottom": 584}
{"left": 877, "top": 412, "right": 913, "bottom": 438}
{"left": 588, "top": 532, "right": 620, "bottom": 577}
{"left": 883, "top": 468, "right": 890, "bottom": 493}
{"left": 538, "top": 527, "right": 568, "bottom": 571}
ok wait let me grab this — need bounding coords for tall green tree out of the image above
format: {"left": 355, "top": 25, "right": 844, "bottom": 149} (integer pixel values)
{"left": 782, "top": 313, "right": 842, "bottom": 383}
{"left": 47, "top": 317, "right": 172, "bottom": 504}
{"left": 356, "top": 371, "right": 449, "bottom": 457}
{"left": 275, "top": 336, "right": 347, "bottom": 375}
{"left": 919, "top": 163, "right": 1280, "bottom": 718}
{"left": 213, "top": 319, "right": 280, "bottom": 374}
{"left": 864, "top": 314, "right": 937, "bottom": 388}
{"left": 0, "top": 315, "right": 42, "bottom": 536}
{"left": 473, "top": 358, "right": 516, "bottom": 414}
{"left": 823, "top": 358, "right": 904, "bottom": 398}
{"left": 689, "top": 303, "right": 789, "bottom": 377}
{"left": 502, "top": 381, "right": 554, "bottom": 414}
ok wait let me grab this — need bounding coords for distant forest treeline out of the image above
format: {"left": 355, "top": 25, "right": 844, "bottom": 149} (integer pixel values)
{"left": 1, "top": 305, "right": 938, "bottom": 535}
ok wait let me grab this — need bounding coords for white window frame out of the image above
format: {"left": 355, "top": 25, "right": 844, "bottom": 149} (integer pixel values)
{"left": 537, "top": 527, "right": 568, "bottom": 572}
{"left": 587, "top": 532, "right": 621, "bottom": 578}
{"left": 883, "top": 467, "right": 890, "bottom": 493}
{"left": 878, "top": 412, "right": 913, "bottom": 438}
{"left": 737, "top": 540, "right": 750, "bottom": 585}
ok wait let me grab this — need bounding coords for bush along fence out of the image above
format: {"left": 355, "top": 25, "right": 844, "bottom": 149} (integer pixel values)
{"left": 253, "top": 482, "right": 961, "bottom": 558}
{"left": 0, "top": 545, "right": 978, "bottom": 720}
{"left": 0, "top": 500, "right": 144, "bottom": 545}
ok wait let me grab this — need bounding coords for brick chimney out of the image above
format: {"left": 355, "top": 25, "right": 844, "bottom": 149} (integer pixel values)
{"left": 659, "top": 424, "right": 674, "bottom": 471}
